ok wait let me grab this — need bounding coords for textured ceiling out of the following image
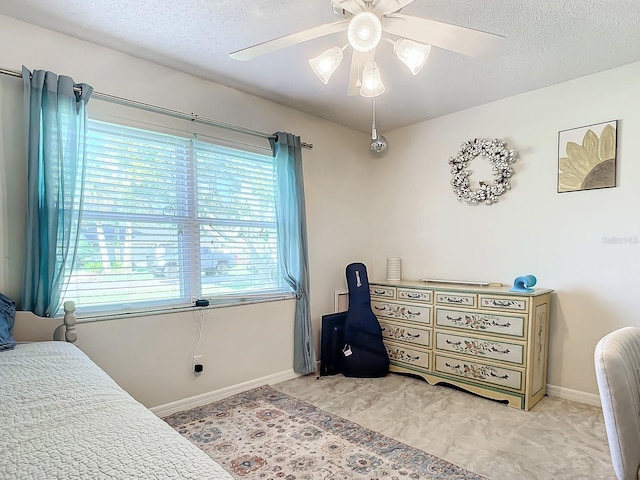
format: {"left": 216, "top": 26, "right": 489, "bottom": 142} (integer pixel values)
{"left": 2, "top": 0, "right": 640, "bottom": 133}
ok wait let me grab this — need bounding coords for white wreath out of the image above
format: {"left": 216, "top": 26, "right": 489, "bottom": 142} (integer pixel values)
{"left": 449, "top": 138, "right": 517, "bottom": 205}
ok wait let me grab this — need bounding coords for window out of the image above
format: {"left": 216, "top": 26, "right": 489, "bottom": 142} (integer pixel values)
{"left": 62, "top": 119, "right": 289, "bottom": 316}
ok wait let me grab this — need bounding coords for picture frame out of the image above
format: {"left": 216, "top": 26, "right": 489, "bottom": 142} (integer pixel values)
{"left": 334, "top": 289, "right": 348, "bottom": 313}
{"left": 557, "top": 120, "right": 618, "bottom": 193}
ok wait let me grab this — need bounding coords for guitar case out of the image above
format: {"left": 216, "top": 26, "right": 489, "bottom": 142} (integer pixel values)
{"left": 319, "top": 311, "right": 347, "bottom": 376}
{"left": 341, "top": 262, "right": 389, "bottom": 378}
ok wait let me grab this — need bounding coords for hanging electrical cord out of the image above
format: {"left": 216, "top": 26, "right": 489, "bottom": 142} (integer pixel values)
{"left": 190, "top": 304, "right": 211, "bottom": 373}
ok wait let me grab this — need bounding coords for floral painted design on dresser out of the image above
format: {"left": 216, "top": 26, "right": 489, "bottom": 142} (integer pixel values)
{"left": 440, "top": 296, "right": 469, "bottom": 304}
{"left": 435, "top": 354, "right": 524, "bottom": 390}
{"left": 370, "top": 287, "right": 395, "bottom": 298}
{"left": 436, "top": 332, "right": 524, "bottom": 365}
{"left": 373, "top": 303, "right": 423, "bottom": 321}
{"left": 480, "top": 298, "right": 526, "bottom": 310}
{"left": 445, "top": 338, "right": 510, "bottom": 356}
{"left": 385, "top": 344, "right": 429, "bottom": 369}
{"left": 436, "top": 308, "right": 526, "bottom": 338}
{"left": 532, "top": 303, "right": 548, "bottom": 394}
{"left": 383, "top": 325, "right": 423, "bottom": 343}
{"left": 398, "top": 290, "right": 431, "bottom": 302}
{"left": 436, "top": 293, "right": 476, "bottom": 306}
{"left": 447, "top": 313, "right": 511, "bottom": 330}
{"left": 443, "top": 361, "right": 509, "bottom": 381}
{"left": 387, "top": 347, "right": 422, "bottom": 364}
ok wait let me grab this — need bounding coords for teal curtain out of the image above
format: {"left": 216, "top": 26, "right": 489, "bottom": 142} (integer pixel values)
{"left": 271, "top": 132, "right": 316, "bottom": 374}
{"left": 21, "top": 66, "right": 93, "bottom": 317}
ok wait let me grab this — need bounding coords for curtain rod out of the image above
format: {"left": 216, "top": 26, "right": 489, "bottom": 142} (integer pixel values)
{"left": 0, "top": 67, "right": 313, "bottom": 149}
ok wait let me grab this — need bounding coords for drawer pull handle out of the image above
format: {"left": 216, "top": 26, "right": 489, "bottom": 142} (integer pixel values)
{"left": 491, "top": 346, "right": 511, "bottom": 355}
{"left": 491, "top": 320, "right": 512, "bottom": 328}
{"left": 407, "top": 332, "right": 421, "bottom": 339}
{"left": 373, "top": 289, "right": 388, "bottom": 295}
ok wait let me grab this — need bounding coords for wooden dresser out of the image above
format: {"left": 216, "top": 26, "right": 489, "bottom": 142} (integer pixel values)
{"left": 367, "top": 280, "right": 553, "bottom": 410}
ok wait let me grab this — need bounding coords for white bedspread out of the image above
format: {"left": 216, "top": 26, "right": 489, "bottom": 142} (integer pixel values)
{"left": 0, "top": 342, "right": 233, "bottom": 479}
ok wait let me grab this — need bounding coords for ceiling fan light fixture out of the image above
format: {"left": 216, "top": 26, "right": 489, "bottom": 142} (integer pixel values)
{"left": 393, "top": 38, "right": 432, "bottom": 75}
{"left": 359, "top": 61, "right": 385, "bottom": 97}
{"left": 347, "top": 11, "right": 382, "bottom": 52}
{"left": 309, "top": 47, "right": 344, "bottom": 84}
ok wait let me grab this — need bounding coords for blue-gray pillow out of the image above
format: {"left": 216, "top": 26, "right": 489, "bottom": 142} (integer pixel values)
{"left": 0, "top": 292, "right": 16, "bottom": 351}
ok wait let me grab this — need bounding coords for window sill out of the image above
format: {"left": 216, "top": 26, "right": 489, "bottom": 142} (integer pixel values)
{"left": 74, "top": 292, "right": 296, "bottom": 324}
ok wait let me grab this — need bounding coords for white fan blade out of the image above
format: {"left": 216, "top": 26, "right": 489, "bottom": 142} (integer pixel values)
{"left": 230, "top": 20, "right": 349, "bottom": 61}
{"left": 333, "top": 0, "right": 366, "bottom": 15}
{"left": 372, "top": 0, "right": 415, "bottom": 15}
{"left": 383, "top": 13, "right": 505, "bottom": 57}
{"left": 347, "top": 49, "right": 374, "bottom": 96}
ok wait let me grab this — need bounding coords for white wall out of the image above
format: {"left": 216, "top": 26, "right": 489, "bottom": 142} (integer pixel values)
{"left": 371, "top": 61, "right": 640, "bottom": 395}
{"left": 0, "top": 15, "right": 374, "bottom": 407}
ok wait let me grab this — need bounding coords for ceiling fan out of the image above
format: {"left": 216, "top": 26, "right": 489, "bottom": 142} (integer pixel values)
{"left": 229, "top": 0, "right": 505, "bottom": 98}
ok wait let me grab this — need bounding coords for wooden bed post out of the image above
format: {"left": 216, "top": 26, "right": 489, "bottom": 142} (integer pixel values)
{"left": 52, "top": 301, "right": 77, "bottom": 343}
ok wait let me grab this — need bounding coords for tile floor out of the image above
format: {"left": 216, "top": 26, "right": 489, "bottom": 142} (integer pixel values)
{"left": 272, "top": 373, "right": 614, "bottom": 479}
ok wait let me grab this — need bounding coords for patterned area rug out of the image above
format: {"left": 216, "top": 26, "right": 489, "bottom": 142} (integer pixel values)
{"left": 163, "top": 385, "right": 485, "bottom": 480}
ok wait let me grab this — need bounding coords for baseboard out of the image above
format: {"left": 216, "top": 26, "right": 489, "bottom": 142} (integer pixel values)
{"left": 151, "top": 369, "right": 300, "bottom": 417}
{"left": 546, "top": 384, "right": 601, "bottom": 407}
{"left": 151, "top": 375, "right": 601, "bottom": 417}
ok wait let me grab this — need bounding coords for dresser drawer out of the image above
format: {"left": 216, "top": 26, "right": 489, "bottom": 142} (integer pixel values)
{"left": 385, "top": 340, "right": 430, "bottom": 370}
{"left": 434, "top": 353, "right": 524, "bottom": 392}
{"left": 370, "top": 285, "right": 396, "bottom": 299}
{"left": 372, "top": 300, "right": 431, "bottom": 325}
{"left": 380, "top": 319, "right": 430, "bottom": 348}
{"left": 479, "top": 295, "right": 528, "bottom": 311}
{"left": 435, "top": 307, "right": 526, "bottom": 338}
{"left": 435, "top": 291, "right": 477, "bottom": 307}
{"left": 435, "top": 331, "right": 524, "bottom": 366}
{"left": 397, "top": 288, "right": 432, "bottom": 304}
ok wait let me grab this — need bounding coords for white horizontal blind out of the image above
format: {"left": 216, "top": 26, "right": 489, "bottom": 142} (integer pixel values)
{"left": 195, "top": 139, "right": 280, "bottom": 297}
{"left": 62, "top": 119, "right": 288, "bottom": 316}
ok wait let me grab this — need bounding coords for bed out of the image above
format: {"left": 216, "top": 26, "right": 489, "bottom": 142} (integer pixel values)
{"left": 0, "top": 340, "right": 234, "bottom": 479}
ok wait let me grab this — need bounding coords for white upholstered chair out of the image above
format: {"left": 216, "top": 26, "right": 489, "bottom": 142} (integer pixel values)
{"left": 594, "top": 327, "right": 640, "bottom": 480}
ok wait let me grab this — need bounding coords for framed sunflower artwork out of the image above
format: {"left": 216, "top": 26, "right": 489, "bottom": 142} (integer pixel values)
{"left": 558, "top": 120, "right": 618, "bottom": 193}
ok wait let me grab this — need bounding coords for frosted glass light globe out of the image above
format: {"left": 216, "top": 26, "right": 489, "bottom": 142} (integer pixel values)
{"left": 393, "top": 39, "right": 432, "bottom": 75}
{"left": 348, "top": 12, "right": 382, "bottom": 52}
{"left": 309, "top": 47, "right": 344, "bottom": 84}
{"left": 359, "top": 61, "right": 385, "bottom": 97}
